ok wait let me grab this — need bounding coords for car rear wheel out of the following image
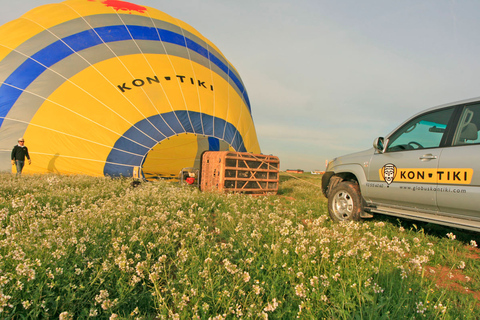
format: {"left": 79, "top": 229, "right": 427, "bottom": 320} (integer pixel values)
{"left": 328, "top": 181, "right": 362, "bottom": 222}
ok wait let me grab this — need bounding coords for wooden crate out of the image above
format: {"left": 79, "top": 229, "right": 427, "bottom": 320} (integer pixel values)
{"left": 200, "top": 151, "right": 279, "bottom": 195}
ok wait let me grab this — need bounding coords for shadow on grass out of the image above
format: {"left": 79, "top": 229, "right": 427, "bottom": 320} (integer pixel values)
{"left": 372, "top": 213, "right": 480, "bottom": 244}
{"left": 279, "top": 175, "right": 294, "bottom": 183}
{"left": 277, "top": 187, "right": 293, "bottom": 196}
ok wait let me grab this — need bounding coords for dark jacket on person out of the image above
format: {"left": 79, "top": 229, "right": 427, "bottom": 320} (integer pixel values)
{"left": 11, "top": 145, "right": 30, "bottom": 162}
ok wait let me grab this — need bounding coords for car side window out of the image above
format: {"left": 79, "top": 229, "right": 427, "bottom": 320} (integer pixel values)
{"left": 386, "top": 107, "right": 454, "bottom": 152}
{"left": 453, "top": 104, "right": 480, "bottom": 146}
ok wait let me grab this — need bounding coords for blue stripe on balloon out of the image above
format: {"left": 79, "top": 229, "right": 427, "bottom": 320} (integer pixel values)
{"left": 0, "top": 24, "right": 251, "bottom": 127}
{"left": 104, "top": 111, "right": 246, "bottom": 177}
{"left": 208, "top": 137, "right": 220, "bottom": 151}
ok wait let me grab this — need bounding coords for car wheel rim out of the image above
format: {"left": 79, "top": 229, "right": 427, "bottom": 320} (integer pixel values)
{"left": 332, "top": 190, "right": 354, "bottom": 220}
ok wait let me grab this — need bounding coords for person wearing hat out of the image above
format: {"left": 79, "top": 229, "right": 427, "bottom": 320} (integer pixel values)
{"left": 11, "top": 138, "right": 31, "bottom": 175}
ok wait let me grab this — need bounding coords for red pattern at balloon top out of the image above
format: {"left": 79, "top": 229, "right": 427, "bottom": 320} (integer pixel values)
{"left": 87, "top": 0, "right": 147, "bottom": 13}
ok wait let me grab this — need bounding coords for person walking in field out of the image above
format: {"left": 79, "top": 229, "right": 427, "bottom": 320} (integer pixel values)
{"left": 11, "top": 138, "right": 31, "bottom": 175}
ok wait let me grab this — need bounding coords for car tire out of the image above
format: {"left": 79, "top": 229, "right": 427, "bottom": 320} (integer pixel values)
{"left": 328, "top": 181, "right": 362, "bottom": 222}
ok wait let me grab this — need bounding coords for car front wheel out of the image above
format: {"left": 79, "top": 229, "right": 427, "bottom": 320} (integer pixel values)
{"left": 328, "top": 181, "right": 362, "bottom": 222}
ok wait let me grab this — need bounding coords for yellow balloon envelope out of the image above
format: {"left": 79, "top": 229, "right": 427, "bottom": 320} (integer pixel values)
{"left": 0, "top": 0, "right": 260, "bottom": 178}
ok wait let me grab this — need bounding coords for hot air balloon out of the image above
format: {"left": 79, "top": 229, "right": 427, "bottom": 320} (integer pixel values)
{"left": 0, "top": 0, "right": 260, "bottom": 179}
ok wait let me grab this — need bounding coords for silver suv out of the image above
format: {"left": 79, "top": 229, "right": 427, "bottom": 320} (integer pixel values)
{"left": 322, "top": 98, "right": 480, "bottom": 232}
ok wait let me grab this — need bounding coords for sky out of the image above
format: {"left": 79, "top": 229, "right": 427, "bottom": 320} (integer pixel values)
{"left": 2, "top": 0, "right": 480, "bottom": 171}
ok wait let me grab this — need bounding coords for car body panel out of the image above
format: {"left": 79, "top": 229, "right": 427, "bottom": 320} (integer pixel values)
{"left": 323, "top": 149, "right": 372, "bottom": 196}
{"left": 437, "top": 145, "right": 480, "bottom": 219}
{"left": 366, "top": 149, "right": 439, "bottom": 211}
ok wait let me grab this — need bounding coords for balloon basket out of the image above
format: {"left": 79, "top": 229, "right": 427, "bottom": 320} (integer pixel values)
{"left": 200, "top": 151, "right": 279, "bottom": 195}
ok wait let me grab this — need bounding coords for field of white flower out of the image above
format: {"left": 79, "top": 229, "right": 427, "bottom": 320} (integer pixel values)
{"left": 0, "top": 173, "right": 479, "bottom": 319}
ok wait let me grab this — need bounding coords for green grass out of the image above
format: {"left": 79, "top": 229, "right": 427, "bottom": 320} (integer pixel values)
{"left": 0, "top": 172, "right": 478, "bottom": 319}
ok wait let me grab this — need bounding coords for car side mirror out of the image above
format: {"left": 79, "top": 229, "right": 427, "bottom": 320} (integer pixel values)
{"left": 373, "top": 137, "right": 387, "bottom": 153}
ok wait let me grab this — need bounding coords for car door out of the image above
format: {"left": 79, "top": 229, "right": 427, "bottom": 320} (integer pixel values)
{"left": 437, "top": 103, "right": 480, "bottom": 219}
{"left": 364, "top": 106, "right": 456, "bottom": 212}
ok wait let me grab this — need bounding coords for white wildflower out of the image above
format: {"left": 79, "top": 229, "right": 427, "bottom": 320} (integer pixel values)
{"left": 294, "top": 283, "right": 306, "bottom": 298}
{"left": 22, "top": 300, "right": 32, "bottom": 310}
{"left": 263, "top": 298, "right": 280, "bottom": 312}
{"left": 59, "top": 311, "right": 73, "bottom": 320}
{"left": 416, "top": 301, "right": 427, "bottom": 314}
{"left": 446, "top": 232, "right": 456, "bottom": 240}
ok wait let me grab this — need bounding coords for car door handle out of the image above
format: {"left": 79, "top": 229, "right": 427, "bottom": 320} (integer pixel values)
{"left": 419, "top": 154, "right": 438, "bottom": 161}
